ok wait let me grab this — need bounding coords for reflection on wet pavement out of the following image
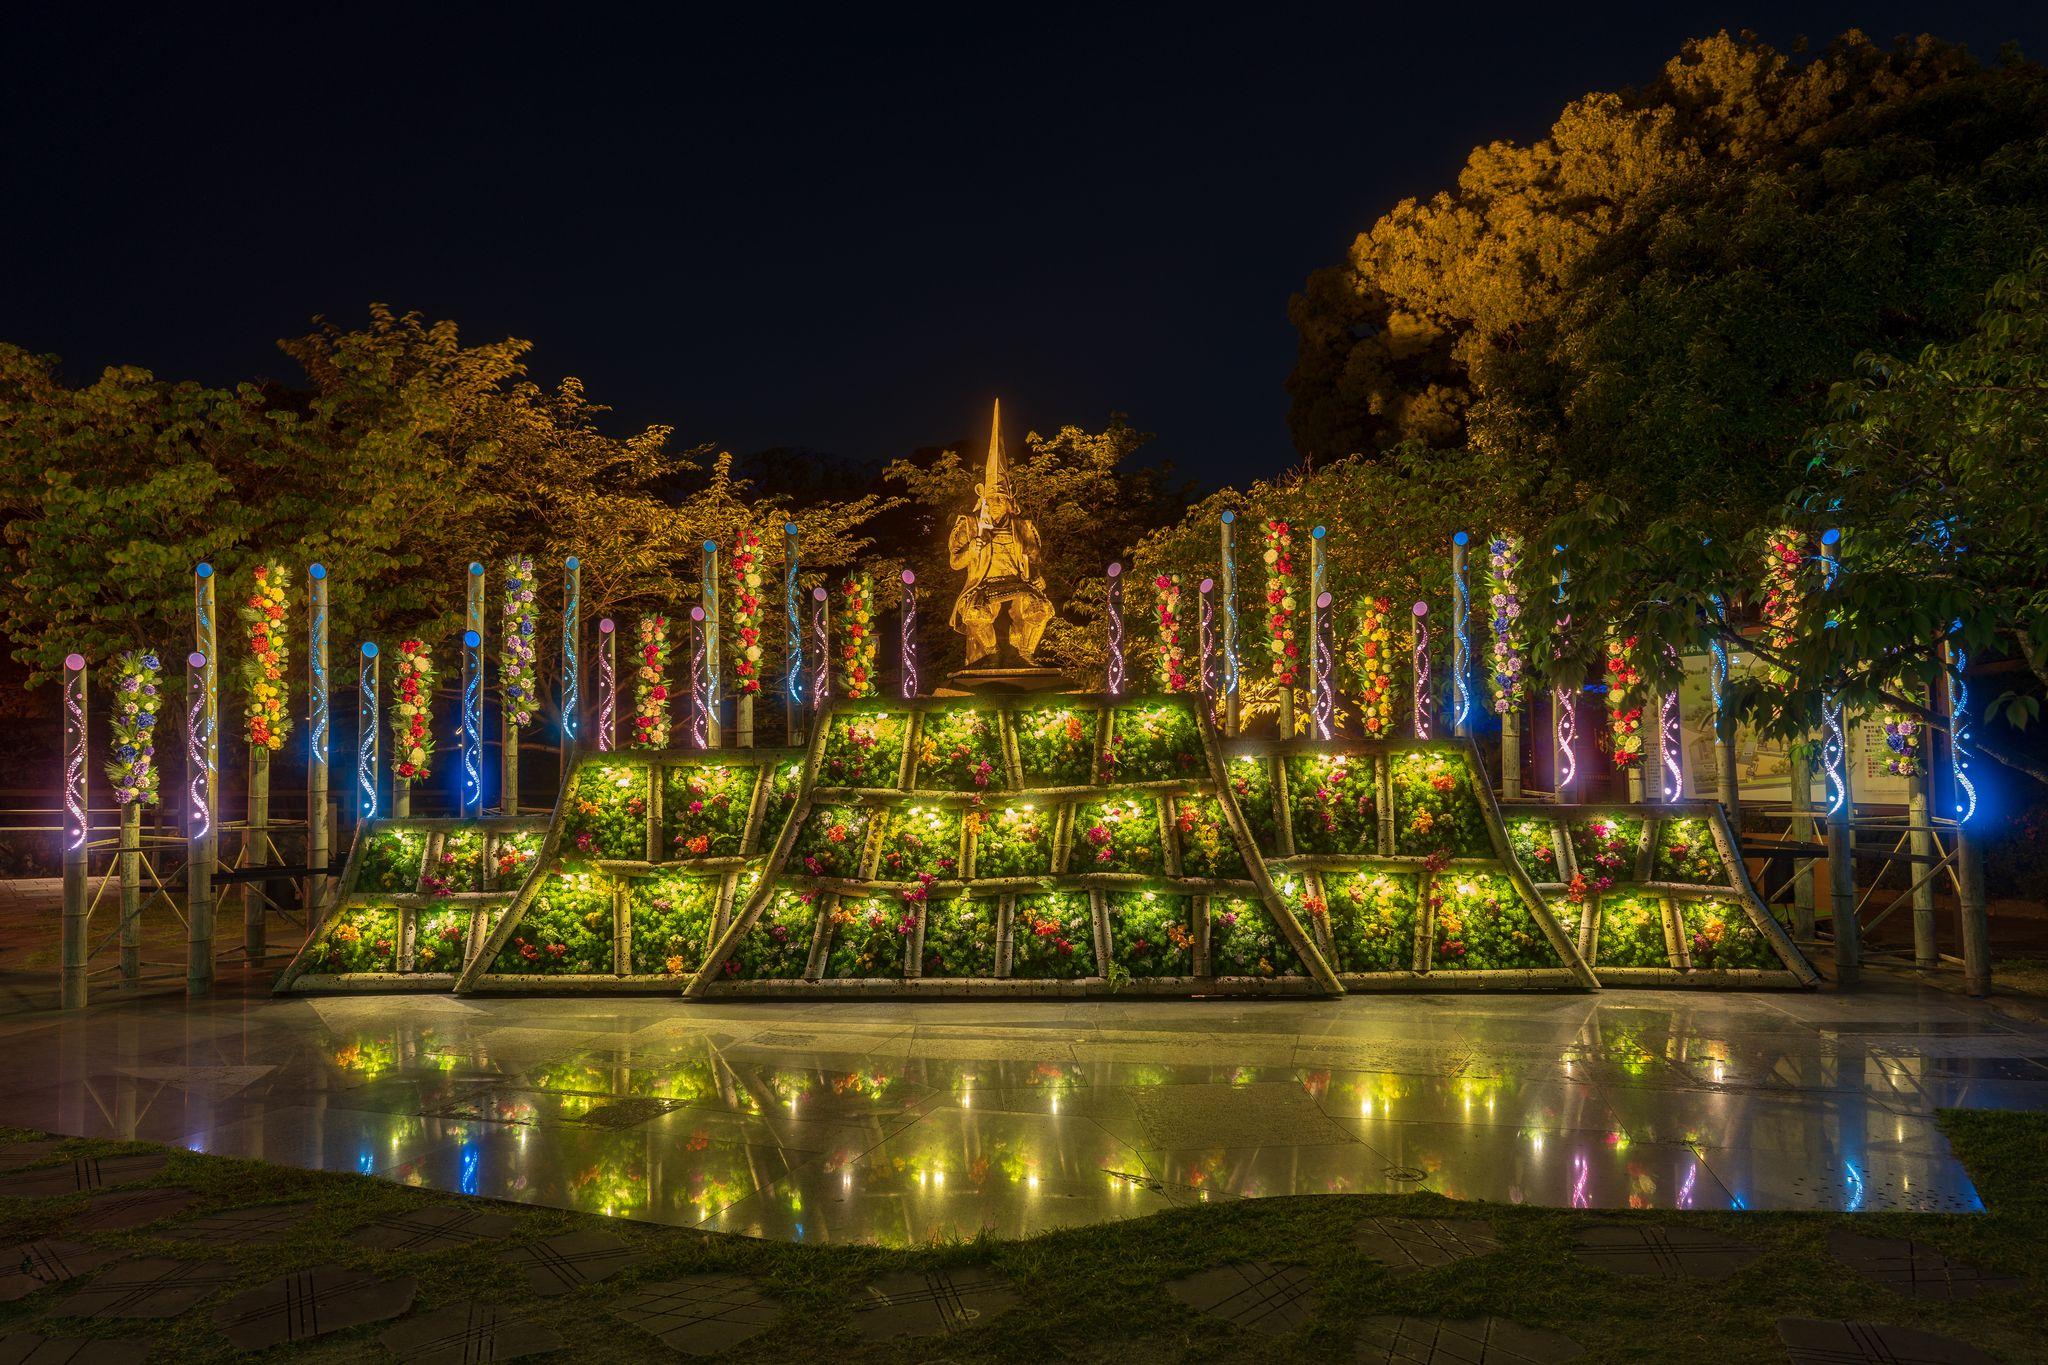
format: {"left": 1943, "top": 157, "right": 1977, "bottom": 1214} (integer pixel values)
{"left": 0, "top": 982, "right": 2031, "bottom": 1243}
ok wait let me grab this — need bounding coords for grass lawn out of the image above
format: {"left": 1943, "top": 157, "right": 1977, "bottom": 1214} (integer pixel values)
{"left": 0, "top": 1111, "right": 2042, "bottom": 1360}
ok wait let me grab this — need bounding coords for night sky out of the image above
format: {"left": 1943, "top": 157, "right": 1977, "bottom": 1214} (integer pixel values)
{"left": 9, "top": 5, "right": 2046, "bottom": 490}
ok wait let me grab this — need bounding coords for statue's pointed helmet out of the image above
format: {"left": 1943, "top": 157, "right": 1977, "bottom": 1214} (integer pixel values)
{"left": 982, "top": 398, "right": 1011, "bottom": 499}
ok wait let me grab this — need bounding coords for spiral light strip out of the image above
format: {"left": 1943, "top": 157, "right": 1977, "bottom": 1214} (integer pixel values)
{"left": 784, "top": 522, "right": 804, "bottom": 710}
{"left": 1451, "top": 531, "right": 1472, "bottom": 730}
{"left": 357, "top": 643, "right": 379, "bottom": 821}
{"left": 186, "top": 651, "right": 211, "bottom": 840}
{"left": 63, "top": 654, "right": 86, "bottom": 852}
{"left": 596, "top": 618, "right": 616, "bottom": 752}
{"left": 1660, "top": 643, "right": 1683, "bottom": 802}
{"left": 1313, "top": 591, "right": 1335, "bottom": 740}
{"left": 810, "top": 587, "right": 830, "bottom": 709}
{"left": 1105, "top": 563, "right": 1125, "bottom": 696}
{"left": 561, "top": 558, "right": 580, "bottom": 742}
{"left": 1411, "top": 601, "right": 1431, "bottom": 739}
{"left": 690, "top": 607, "right": 710, "bottom": 749}
{"left": 1950, "top": 620, "right": 1978, "bottom": 823}
{"left": 461, "top": 629, "right": 482, "bottom": 817}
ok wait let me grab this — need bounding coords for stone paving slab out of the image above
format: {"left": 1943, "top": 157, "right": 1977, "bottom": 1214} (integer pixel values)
{"left": 499, "top": 1232, "right": 641, "bottom": 1295}
{"left": 0, "top": 1332, "right": 154, "bottom": 1364}
{"left": 350, "top": 1205, "right": 522, "bottom": 1253}
{"left": 0, "top": 1154, "right": 169, "bottom": 1198}
{"left": 1355, "top": 1217, "right": 1501, "bottom": 1270}
{"left": 1164, "top": 1262, "right": 1315, "bottom": 1336}
{"left": 380, "top": 1301, "right": 566, "bottom": 1364}
{"left": 1568, "top": 1224, "right": 1760, "bottom": 1280}
{"left": 214, "top": 1264, "right": 419, "bottom": 1349}
{"left": 0, "top": 1240, "right": 120, "bottom": 1304}
{"left": 614, "top": 1273, "right": 779, "bottom": 1354}
{"left": 850, "top": 1269, "right": 1018, "bottom": 1340}
{"left": 162, "top": 1201, "right": 318, "bottom": 1246}
{"left": 1777, "top": 1316, "right": 1996, "bottom": 1363}
{"left": 1356, "top": 1315, "right": 1585, "bottom": 1362}
{"left": 55, "top": 1256, "right": 234, "bottom": 1318}
{"left": 67, "top": 1187, "right": 200, "bottom": 1233}
{"left": 1826, "top": 1228, "right": 2025, "bottom": 1299}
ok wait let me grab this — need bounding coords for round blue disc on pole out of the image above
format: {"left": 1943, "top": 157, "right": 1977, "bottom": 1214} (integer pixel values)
{"left": 195, "top": 562, "right": 212, "bottom": 579}
{"left": 1220, "top": 510, "right": 1236, "bottom": 525}
{"left": 1822, "top": 528, "right": 1842, "bottom": 545}
{"left": 565, "top": 556, "right": 579, "bottom": 570}
{"left": 309, "top": 563, "right": 326, "bottom": 580}
{"left": 784, "top": 521, "right": 799, "bottom": 534}
{"left": 463, "top": 630, "right": 481, "bottom": 648}
{"left": 361, "top": 642, "right": 378, "bottom": 658}
{"left": 703, "top": 541, "right": 717, "bottom": 553}
{"left": 468, "top": 563, "right": 483, "bottom": 576}
{"left": 1453, "top": 531, "right": 1469, "bottom": 546}
{"left": 1312, "top": 525, "right": 1327, "bottom": 540}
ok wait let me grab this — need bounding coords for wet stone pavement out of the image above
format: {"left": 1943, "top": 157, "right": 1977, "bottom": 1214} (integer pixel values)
{"left": 0, "top": 980, "right": 2036, "bottom": 1245}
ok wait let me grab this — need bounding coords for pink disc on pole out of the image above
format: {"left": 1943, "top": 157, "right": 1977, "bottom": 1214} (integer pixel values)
{"left": 598, "top": 617, "right": 615, "bottom": 635}
{"left": 1412, "top": 601, "right": 1429, "bottom": 618}
{"left": 64, "top": 652, "right": 85, "bottom": 671}
{"left": 901, "top": 569, "right": 916, "bottom": 585}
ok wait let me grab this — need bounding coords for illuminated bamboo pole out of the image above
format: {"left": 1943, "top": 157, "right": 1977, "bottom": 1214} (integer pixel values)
{"left": 461, "top": 629, "right": 483, "bottom": 818}
{"left": 1198, "top": 577, "right": 1217, "bottom": 715}
{"left": 1105, "top": 562, "right": 1126, "bottom": 696}
{"left": 562, "top": 556, "right": 581, "bottom": 769}
{"left": 1219, "top": 511, "right": 1240, "bottom": 736}
{"left": 246, "top": 743, "right": 270, "bottom": 957}
{"left": 810, "top": 586, "right": 829, "bottom": 713}
{"left": 1905, "top": 690, "right": 1937, "bottom": 970}
{"left": 185, "top": 649, "right": 215, "bottom": 995}
{"left": 1708, "top": 591, "right": 1739, "bottom": 824}
{"left": 1313, "top": 590, "right": 1335, "bottom": 740}
{"left": 1550, "top": 545, "right": 1576, "bottom": 804}
{"left": 1410, "top": 602, "right": 1432, "bottom": 739}
{"left": 61, "top": 653, "right": 87, "bottom": 1009}
{"left": 1450, "top": 532, "right": 1473, "bottom": 738}
{"left": 1658, "top": 643, "right": 1684, "bottom": 803}
{"left": 1308, "top": 527, "right": 1331, "bottom": 738}
{"left": 689, "top": 607, "right": 710, "bottom": 749}
{"left": 358, "top": 643, "right": 380, "bottom": 821}
{"left": 191, "top": 563, "right": 218, "bottom": 992}
{"left": 307, "top": 564, "right": 330, "bottom": 907}
{"left": 1818, "top": 527, "right": 1858, "bottom": 985}
{"left": 1945, "top": 634, "right": 1989, "bottom": 994}
{"left": 900, "top": 570, "right": 919, "bottom": 700}
{"left": 783, "top": 523, "right": 803, "bottom": 740}
{"left": 596, "top": 618, "right": 616, "bottom": 752}
{"left": 119, "top": 799, "right": 140, "bottom": 985}
{"left": 702, "top": 541, "right": 722, "bottom": 748}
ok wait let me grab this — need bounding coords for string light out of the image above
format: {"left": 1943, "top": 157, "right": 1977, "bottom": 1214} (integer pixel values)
{"left": 1950, "top": 618, "right": 1978, "bottom": 822}
{"left": 1198, "top": 577, "right": 1217, "bottom": 709}
{"left": 596, "top": 618, "right": 616, "bottom": 752}
{"left": 308, "top": 563, "right": 328, "bottom": 759}
{"left": 1220, "top": 510, "right": 1240, "bottom": 708}
{"left": 1105, "top": 562, "right": 1125, "bottom": 696}
{"left": 900, "top": 569, "right": 918, "bottom": 700}
{"left": 1552, "top": 545, "right": 1576, "bottom": 795}
{"left": 1660, "top": 642, "right": 1683, "bottom": 802}
{"left": 1411, "top": 601, "right": 1431, "bottom": 739}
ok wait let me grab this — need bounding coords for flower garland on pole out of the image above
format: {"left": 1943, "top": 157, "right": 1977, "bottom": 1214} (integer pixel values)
{"left": 107, "top": 650, "right": 163, "bottom": 806}
{"left": 1262, "top": 521, "right": 1298, "bottom": 726}
{"left": 1353, "top": 596, "right": 1397, "bottom": 739}
{"left": 1604, "top": 634, "right": 1645, "bottom": 768}
{"left": 838, "top": 573, "right": 876, "bottom": 699}
{"left": 1486, "top": 534, "right": 1529, "bottom": 715}
{"left": 730, "top": 527, "right": 764, "bottom": 699}
{"left": 500, "top": 555, "right": 537, "bottom": 727}
{"left": 391, "top": 639, "right": 435, "bottom": 783}
{"left": 239, "top": 562, "right": 290, "bottom": 752}
{"left": 1760, "top": 529, "right": 1804, "bottom": 679}
{"left": 634, "top": 615, "right": 671, "bottom": 748}
{"left": 1153, "top": 573, "right": 1189, "bottom": 693}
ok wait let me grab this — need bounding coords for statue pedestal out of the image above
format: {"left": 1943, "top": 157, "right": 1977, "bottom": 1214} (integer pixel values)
{"left": 935, "top": 666, "right": 1070, "bottom": 697}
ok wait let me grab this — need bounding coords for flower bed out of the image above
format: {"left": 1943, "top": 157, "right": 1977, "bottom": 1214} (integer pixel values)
{"left": 1567, "top": 814, "right": 1642, "bottom": 893}
{"left": 1010, "top": 893, "right": 1094, "bottom": 978}
{"left": 825, "top": 895, "right": 911, "bottom": 978}
{"left": 1226, "top": 755, "right": 1279, "bottom": 851}
{"left": 1429, "top": 873, "right": 1554, "bottom": 971}
{"left": 759, "top": 760, "right": 804, "bottom": 849}
{"left": 821, "top": 710, "right": 908, "bottom": 788}
{"left": 1682, "top": 898, "right": 1779, "bottom": 971}
{"left": 663, "top": 762, "right": 757, "bottom": 858}
{"left": 1108, "top": 890, "right": 1193, "bottom": 977}
{"left": 493, "top": 862, "right": 614, "bottom": 973}
{"left": 920, "top": 894, "right": 996, "bottom": 977}
{"left": 875, "top": 805, "right": 963, "bottom": 885}
{"left": 1323, "top": 870, "right": 1419, "bottom": 973}
{"left": 1074, "top": 794, "right": 1161, "bottom": 873}
{"left": 1015, "top": 705, "right": 1096, "bottom": 787}
{"left": 1207, "top": 897, "right": 1302, "bottom": 977}
{"left": 411, "top": 907, "right": 468, "bottom": 973}
{"left": 565, "top": 762, "right": 650, "bottom": 859}
{"left": 629, "top": 870, "right": 720, "bottom": 976}
{"left": 1389, "top": 752, "right": 1488, "bottom": 858}
{"left": 725, "top": 887, "right": 818, "bottom": 979}
{"left": 912, "top": 707, "right": 1004, "bottom": 791}
{"left": 312, "top": 903, "right": 399, "bottom": 974}
{"left": 356, "top": 826, "right": 426, "bottom": 894}
{"left": 1507, "top": 818, "right": 1560, "bottom": 880}
{"left": 425, "top": 827, "right": 485, "bottom": 896}
{"left": 490, "top": 829, "right": 542, "bottom": 890}
{"left": 1098, "top": 702, "right": 1203, "bottom": 783}
{"left": 1653, "top": 816, "right": 1725, "bottom": 884}
{"left": 970, "top": 802, "right": 1054, "bottom": 879}
{"left": 1173, "top": 794, "right": 1247, "bottom": 880}
{"left": 1595, "top": 893, "right": 1669, "bottom": 968}
{"left": 791, "top": 804, "right": 873, "bottom": 879}
{"left": 1285, "top": 754, "right": 1376, "bottom": 855}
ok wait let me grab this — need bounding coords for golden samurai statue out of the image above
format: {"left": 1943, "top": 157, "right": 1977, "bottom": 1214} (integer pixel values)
{"left": 948, "top": 400, "right": 1053, "bottom": 667}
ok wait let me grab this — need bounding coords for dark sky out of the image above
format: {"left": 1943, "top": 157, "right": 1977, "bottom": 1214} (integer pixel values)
{"left": 7, "top": 5, "right": 2046, "bottom": 490}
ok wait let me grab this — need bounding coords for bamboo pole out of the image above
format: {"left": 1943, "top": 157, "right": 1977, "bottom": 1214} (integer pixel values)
{"left": 783, "top": 523, "right": 802, "bottom": 743}
{"left": 899, "top": 569, "right": 919, "bottom": 700}
{"left": 1450, "top": 531, "right": 1472, "bottom": 737}
{"left": 358, "top": 644, "right": 380, "bottom": 821}
{"left": 702, "top": 540, "right": 722, "bottom": 748}
{"left": 1818, "top": 528, "right": 1858, "bottom": 985}
{"left": 562, "top": 557, "right": 581, "bottom": 775}
{"left": 185, "top": 648, "right": 215, "bottom": 995}
{"left": 245, "top": 745, "right": 269, "bottom": 961}
{"left": 1219, "top": 510, "right": 1240, "bottom": 737}
{"left": 61, "top": 653, "right": 88, "bottom": 1009}
{"left": 119, "top": 803, "right": 141, "bottom": 984}
{"left": 190, "top": 563, "right": 218, "bottom": 993}
{"left": 307, "top": 564, "right": 331, "bottom": 908}
{"left": 1944, "top": 636, "right": 1989, "bottom": 995}
{"left": 1105, "top": 563, "right": 1125, "bottom": 695}
{"left": 810, "top": 586, "right": 830, "bottom": 714}
{"left": 596, "top": 618, "right": 616, "bottom": 752}
{"left": 463, "top": 562, "right": 485, "bottom": 818}
{"left": 1410, "top": 601, "right": 1431, "bottom": 739}
{"left": 1708, "top": 596, "right": 1739, "bottom": 825}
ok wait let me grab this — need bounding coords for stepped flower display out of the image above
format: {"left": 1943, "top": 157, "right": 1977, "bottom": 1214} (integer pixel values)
{"left": 1263, "top": 520, "right": 1298, "bottom": 689}
{"left": 822, "top": 710, "right": 907, "bottom": 787}
{"left": 1569, "top": 814, "right": 1640, "bottom": 893}
{"left": 914, "top": 708, "right": 1001, "bottom": 790}
{"left": 1325, "top": 871, "right": 1418, "bottom": 973}
{"left": 501, "top": 555, "right": 538, "bottom": 726}
{"left": 1486, "top": 534, "right": 1528, "bottom": 714}
{"left": 1110, "top": 890, "right": 1193, "bottom": 977}
{"left": 921, "top": 894, "right": 996, "bottom": 977}
{"left": 1430, "top": 873, "right": 1551, "bottom": 970}
{"left": 1011, "top": 892, "right": 1093, "bottom": 978}
{"left": 240, "top": 561, "right": 290, "bottom": 751}
{"left": 1016, "top": 705, "right": 1094, "bottom": 787}
{"left": 1604, "top": 634, "right": 1645, "bottom": 767}
{"left": 730, "top": 527, "right": 765, "bottom": 697}
{"left": 565, "top": 762, "right": 647, "bottom": 858}
{"left": 1099, "top": 702, "right": 1201, "bottom": 781}
{"left": 106, "top": 649, "right": 162, "bottom": 807}
{"left": 968, "top": 803, "right": 1053, "bottom": 878}
{"left": 1077, "top": 794, "right": 1160, "bottom": 872}
{"left": 1352, "top": 597, "right": 1397, "bottom": 739}
{"left": 1286, "top": 754, "right": 1375, "bottom": 855}
{"left": 391, "top": 638, "right": 434, "bottom": 781}
{"left": 633, "top": 615, "right": 670, "bottom": 747}
{"left": 1596, "top": 893, "right": 1668, "bottom": 968}
{"left": 664, "top": 763, "right": 755, "bottom": 857}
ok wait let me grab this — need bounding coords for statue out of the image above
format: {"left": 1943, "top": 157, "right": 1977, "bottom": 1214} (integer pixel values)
{"left": 948, "top": 400, "right": 1053, "bottom": 668}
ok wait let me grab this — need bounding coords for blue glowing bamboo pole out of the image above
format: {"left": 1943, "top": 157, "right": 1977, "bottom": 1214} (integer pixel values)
{"left": 358, "top": 643, "right": 380, "bottom": 822}
{"left": 185, "top": 647, "right": 214, "bottom": 995}
{"left": 463, "top": 563, "right": 484, "bottom": 818}
{"left": 1450, "top": 532, "right": 1473, "bottom": 737}
{"left": 783, "top": 522, "right": 802, "bottom": 740}
{"left": 1946, "top": 631, "right": 1988, "bottom": 994}
{"left": 1105, "top": 562, "right": 1125, "bottom": 697}
{"left": 1818, "top": 527, "right": 1858, "bottom": 984}
{"left": 307, "top": 564, "right": 330, "bottom": 907}
{"left": 596, "top": 618, "right": 616, "bottom": 752}
{"left": 701, "top": 541, "right": 722, "bottom": 748}
{"left": 60, "top": 653, "right": 87, "bottom": 1009}
{"left": 1219, "top": 511, "right": 1239, "bottom": 736}
{"left": 900, "top": 570, "right": 919, "bottom": 700}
